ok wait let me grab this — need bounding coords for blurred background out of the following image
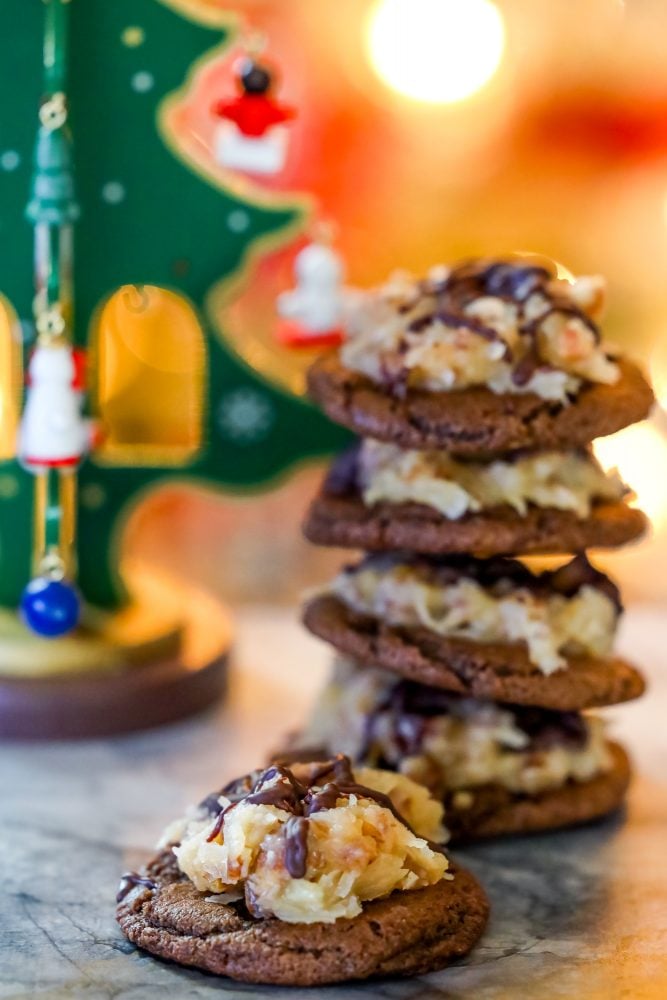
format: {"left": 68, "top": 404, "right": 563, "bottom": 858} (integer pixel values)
{"left": 122, "top": 0, "right": 667, "bottom": 605}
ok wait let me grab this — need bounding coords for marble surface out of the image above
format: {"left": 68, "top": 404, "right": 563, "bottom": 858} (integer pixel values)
{"left": 2, "top": 605, "right": 667, "bottom": 1000}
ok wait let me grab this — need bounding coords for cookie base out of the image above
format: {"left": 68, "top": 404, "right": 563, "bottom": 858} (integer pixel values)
{"left": 303, "top": 491, "right": 647, "bottom": 557}
{"left": 446, "top": 741, "right": 631, "bottom": 842}
{"left": 116, "top": 852, "right": 488, "bottom": 986}
{"left": 308, "top": 354, "right": 654, "bottom": 457}
{"left": 303, "top": 595, "right": 646, "bottom": 711}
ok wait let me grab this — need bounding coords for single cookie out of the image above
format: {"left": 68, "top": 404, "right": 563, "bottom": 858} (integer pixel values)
{"left": 308, "top": 353, "right": 654, "bottom": 457}
{"left": 445, "top": 741, "right": 630, "bottom": 842}
{"left": 303, "top": 488, "right": 648, "bottom": 557}
{"left": 302, "top": 595, "right": 645, "bottom": 711}
{"left": 116, "top": 850, "right": 488, "bottom": 986}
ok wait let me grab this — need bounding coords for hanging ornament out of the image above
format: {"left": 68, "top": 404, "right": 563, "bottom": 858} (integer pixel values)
{"left": 276, "top": 230, "right": 347, "bottom": 348}
{"left": 16, "top": 308, "right": 92, "bottom": 638}
{"left": 18, "top": 339, "right": 94, "bottom": 472}
{"left": 211, "top": 40, "right": 295, "bottom": 176}
{"left": 15, "top": 64, "right": 90, "bottom": 640}
{"left": 20, "top": 570, "right": 80, "bottom": 638}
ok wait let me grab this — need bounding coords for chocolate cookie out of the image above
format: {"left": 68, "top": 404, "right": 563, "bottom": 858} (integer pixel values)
{"left": 304, "top": 489, "right": 647, "bottom": 557}
{"left": 445, "top": 741, "right": 630, "bottom": 842}
{"left": 303, "top": 595, "right": 645, "bottom": 711}
{"left": 116, "top": 850, "right": 488, "bottom": 986}
{"left": 308, "top": 353, "right": 654, "bottom": 457}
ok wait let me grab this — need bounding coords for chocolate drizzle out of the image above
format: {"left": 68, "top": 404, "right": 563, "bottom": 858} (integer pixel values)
{"left": 519, "top": 302, "right": 599, "bottom": 341}
{"left": 510, "top": 342, "right": 542, "bottom": 387}
{"left": 481, "top": 262, "right": 550, "bottom": 300}
{"left": 203, "top": 754, "right": 445, "bottom": 879}
{"left": 323, "top": 441, "right": 362, "bottom": 497}
{"left": 409, "top": 309, "right": 506, "bottom": 350}
{"left": 358, "top": 679, "right": 590, "bottom": 770}
{"left": 283, "top": 816, "right": 309, "bottom": 878}
{"left": 508, "top": 705, "right": 588, "bottom": 751}
{"left": 205, "top": 764, "right": 306, "bottom": 844}
{"left": 386, "top": 258, "right": 601, "bottom": 393}
{"left": 116, "top": 872, "right": 157, "bottom": 903}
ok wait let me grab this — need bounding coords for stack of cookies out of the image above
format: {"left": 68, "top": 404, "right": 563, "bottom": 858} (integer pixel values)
{"left": 298, "top": 258, "right": 654, "bottom": 841}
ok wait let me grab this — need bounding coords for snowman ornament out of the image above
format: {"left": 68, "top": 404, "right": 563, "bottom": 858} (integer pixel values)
{"left": 212, "top": 57, "right": 295, "bottom": 176}
{"left": 18, "top": 342, "right": 94, "bottom": 472}
{"left": 277, "top": 241, "right": 347, "bottom": 348}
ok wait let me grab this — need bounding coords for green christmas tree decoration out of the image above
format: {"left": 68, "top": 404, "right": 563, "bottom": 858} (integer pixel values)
{"left": 0, "top": 0, "right": 349, "bottom": 614}
{"left": 26, "top": 124, "right": 79, "bottom": 226}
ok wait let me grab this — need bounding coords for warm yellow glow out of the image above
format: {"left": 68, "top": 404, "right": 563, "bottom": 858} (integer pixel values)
{"left": 594, "top": 422, "right": 667, "bottom": 529}
{"left": 367, "top": 0, "right": 505, "bottom": 104}
{"left": 94, "top": 286, "right": 205, "bottom": 466}
{"left": 0, "top": 297, "right": 21, "bottom": 461}
{"left": 650, "top": 321, "right": 667, "bottom": 410}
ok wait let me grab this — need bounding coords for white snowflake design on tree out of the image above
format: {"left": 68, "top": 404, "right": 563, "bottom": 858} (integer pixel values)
{"left": 217, "top": 387, "right": 275, "bottom": 444}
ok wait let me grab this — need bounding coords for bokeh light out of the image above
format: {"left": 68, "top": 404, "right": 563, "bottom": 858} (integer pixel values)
{"left": 366, "top": 0, "right": 505, "bottom": 104}
{"left": 595, "top": 422, "right": 667, "bottom": 531}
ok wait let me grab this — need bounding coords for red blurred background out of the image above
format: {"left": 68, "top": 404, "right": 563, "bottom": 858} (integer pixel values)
{"left": 128, "top": 0, "right": 667, "bottom": 603}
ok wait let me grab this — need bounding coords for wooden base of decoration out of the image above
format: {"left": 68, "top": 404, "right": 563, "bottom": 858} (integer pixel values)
{"left": 0, "top": 563, "right": 233, "bottom": 739}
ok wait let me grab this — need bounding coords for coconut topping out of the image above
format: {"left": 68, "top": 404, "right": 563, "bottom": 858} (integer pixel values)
{"left": 171, "top": 756, "right": 449, "bottom": 924}
{"left": 356, "top": 439, "right": 626, "bottom": 520}
{"left": 325, "top": 553, "right": 620, "bottom": 674}
{"left": 341, "top": 259, "right": 618, "bottom": 402}
{"left": 298, "top": 660, "right": 612, "bottom": 797}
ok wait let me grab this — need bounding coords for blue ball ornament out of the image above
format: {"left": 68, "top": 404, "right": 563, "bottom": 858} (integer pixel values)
{"left": 20, "top": 577, "right": 81, "bottom": 638}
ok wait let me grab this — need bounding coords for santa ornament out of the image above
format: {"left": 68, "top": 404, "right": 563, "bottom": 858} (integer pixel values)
{"left": 18, "top": 342, "right": 94, "bottom": 471}
{"left": 212, "top": 53, "right": 295, "bottom": 175}
{"left": 276, "top": 238, "right": 347, "bottom": 348}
